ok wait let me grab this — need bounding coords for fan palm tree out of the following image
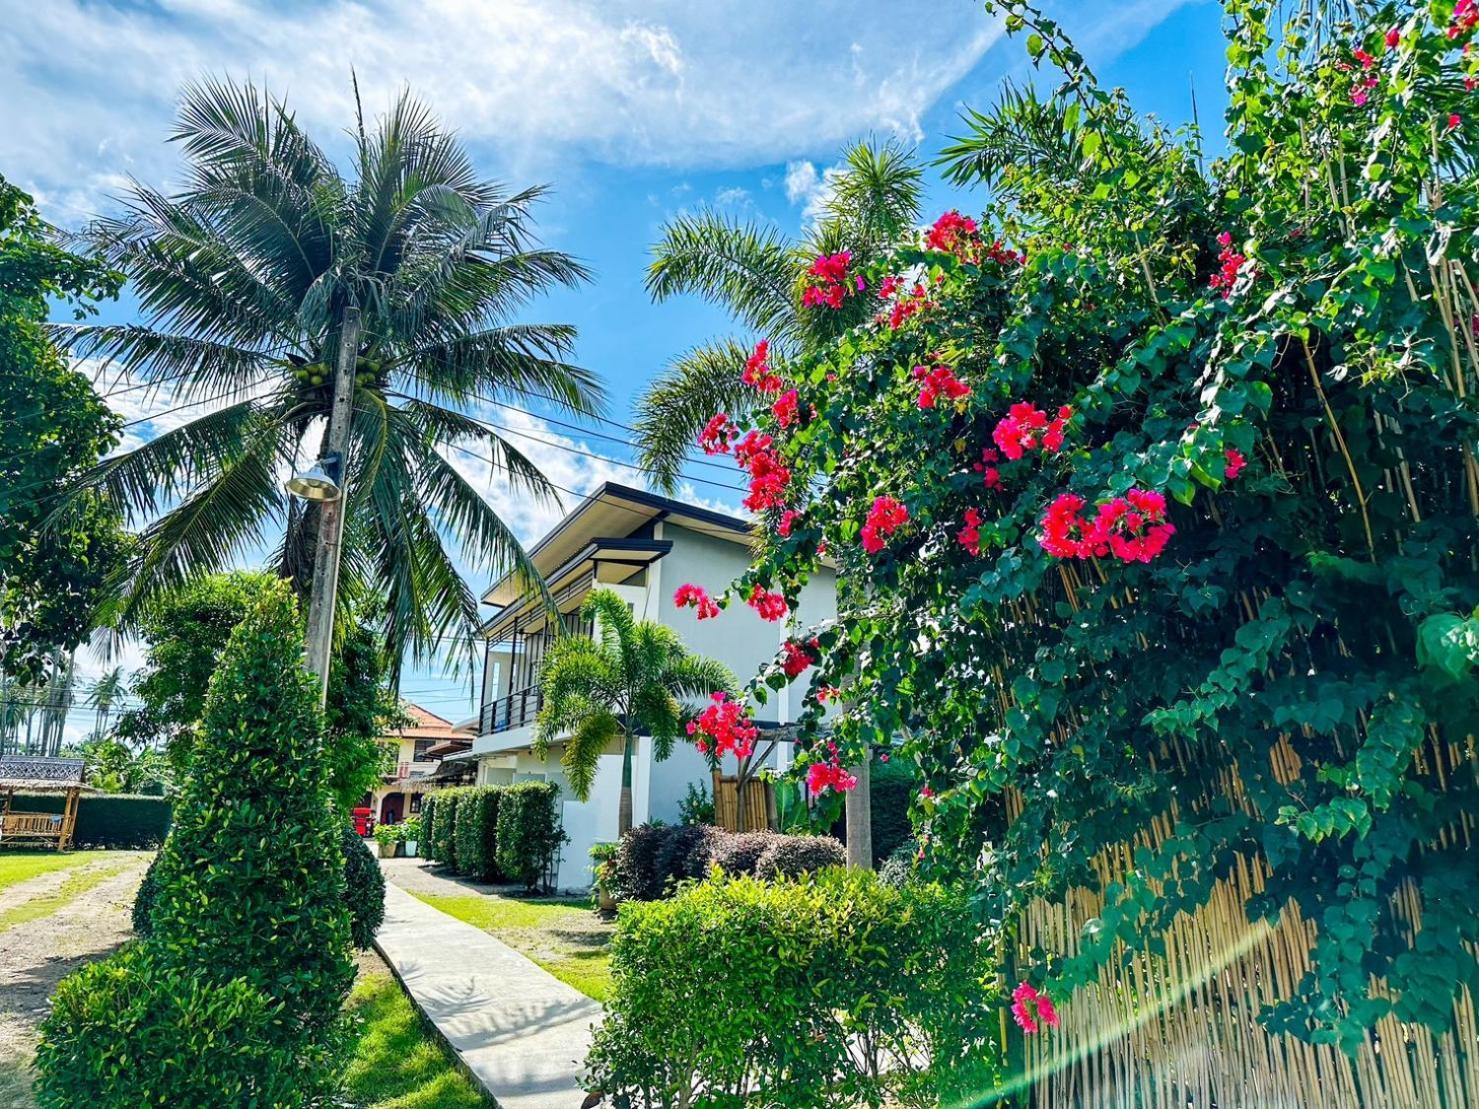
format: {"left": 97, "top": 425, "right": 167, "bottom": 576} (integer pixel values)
{"left": 57, "top": 79, "right": 603, "bottom": 679}
{"left": 534, "top": 588, "right": 735, "bottom": 835}
{"left": 633, "top": 140, "right": 923, "bottom": 490}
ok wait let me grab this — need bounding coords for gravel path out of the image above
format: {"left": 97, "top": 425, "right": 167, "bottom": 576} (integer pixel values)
{"left": 0, "top": 852, "right": 151, "bottom": 1106}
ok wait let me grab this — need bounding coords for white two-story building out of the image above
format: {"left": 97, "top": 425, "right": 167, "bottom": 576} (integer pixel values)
{"left": 461, "top": 482, "right": 836, "bottom": 889}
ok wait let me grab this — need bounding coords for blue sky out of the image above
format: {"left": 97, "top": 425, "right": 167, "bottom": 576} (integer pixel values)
{"left": 4, "top": 0, "right": 1226, "bottom": 730}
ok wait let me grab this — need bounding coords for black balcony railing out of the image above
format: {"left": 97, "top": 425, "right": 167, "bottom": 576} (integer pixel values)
{"left": 479, "top": 684, "right": 542, "bottom": 735}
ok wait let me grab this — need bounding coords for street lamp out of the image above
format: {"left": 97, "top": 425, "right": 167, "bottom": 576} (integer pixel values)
{"left": 286, "top": 452, "right": 343, "bottom": 503}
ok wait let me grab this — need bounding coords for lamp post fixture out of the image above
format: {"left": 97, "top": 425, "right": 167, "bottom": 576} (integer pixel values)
{"left": 286, "top": 306, "right": 361, "bottom": 707}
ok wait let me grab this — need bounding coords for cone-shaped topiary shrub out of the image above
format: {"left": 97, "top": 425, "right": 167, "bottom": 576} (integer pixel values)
{"left": 39, "top": 583, "right": 355, "bottom": 1105}
{"left": 148, "top": 581, "right": 353, "bottom": 1028}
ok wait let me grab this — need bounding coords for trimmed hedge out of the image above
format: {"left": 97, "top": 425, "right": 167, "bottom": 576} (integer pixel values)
{"left": 419, "top": 793, "right": 437, "bottom": 861}
{"left": 495, "top": 781, "right": 564, "bottom": 891}
{"left": 453, "top": 786, "right": 503, "bottom": 881}
{"left": 608, "top": 824, "right": 844, "bottom": 902}
{"left": 429, "top": 787, "right": 464, "bottom": 866}
{"left": 11, "top": 792, "right": 172, "bottom": 849}
{"left": 584, "top": 869, "right": 999, "bottom": 1107}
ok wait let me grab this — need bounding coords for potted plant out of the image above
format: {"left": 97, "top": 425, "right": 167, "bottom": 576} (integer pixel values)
{"left": 589, "top": 841, "right": 619, "bottom": 913}
{"left": 401, "top": 815, "right": 422, "bottom": 858}
{"left": 373, "top": 822, "right": 401, "bottom": 859}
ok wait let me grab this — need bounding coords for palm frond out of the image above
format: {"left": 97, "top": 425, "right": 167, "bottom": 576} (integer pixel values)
{"left": 815, "top": 139, "right": 924, "bottom": 254}
{"left": 632, "top": 337, "right": 755, "bottom": 493}
{"left": 646, "top": 209, "right": 800, "bottom": 339}
{"left": 560, "top": 710, "right": 620, "bottom": 801}
{"left": 937, "top": 82, "right": 1089, "bottom": 191}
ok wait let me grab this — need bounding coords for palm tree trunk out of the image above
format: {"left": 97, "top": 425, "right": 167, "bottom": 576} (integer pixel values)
{"left": 618, "top": 726, "right": 635, "bottom": 835}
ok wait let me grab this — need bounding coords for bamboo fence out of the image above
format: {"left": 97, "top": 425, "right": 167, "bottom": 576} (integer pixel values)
{"left": 1014, "top": 734, "right": 1477, "bottom": 1108}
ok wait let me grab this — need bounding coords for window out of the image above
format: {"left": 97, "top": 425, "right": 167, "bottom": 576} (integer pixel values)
{"left": 413, "top": 739, "right": 434, "bottom": 761}
{"left": 409, "top": 794, "right": 423, "bottom": 814}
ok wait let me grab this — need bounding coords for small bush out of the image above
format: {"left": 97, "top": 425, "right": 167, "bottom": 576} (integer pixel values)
{"left": 867, "top": 758, "right": 919, "bottom": 864}
{"left": 36, "top": 945, "right": 302, "bottom": 1109}
{"left": 609, "top": 824, "right": 846, "bottom": 901}
{"left": 495, "top": 781, "right": 565, "bottom": 890}
{"left": 878, "top": 839, "right": 919, "bottom": 889}
{"left": 454, "top": 786, "right": 503, "bottom": 880}
{"left": 342, "top": 824, "right": 385, "bottom": 949}
{"left": 708, "top": 830, "right": 772, "bottom": 877}
{"left": 754, "top": 832, "right": 845, "bottom": 880}
{"left": 585, "top": 869, "right": 999, "bottom": 1107}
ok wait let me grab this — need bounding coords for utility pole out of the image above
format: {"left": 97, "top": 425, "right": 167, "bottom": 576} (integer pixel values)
{"left": 301, "top": 306, "right": 361, "bottom": 705}
{"left": 845, "top": 754, "right": 872, "bottom": 869}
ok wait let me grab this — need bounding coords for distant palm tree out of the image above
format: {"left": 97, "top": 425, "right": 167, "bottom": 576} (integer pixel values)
{"left": 535, "top": 588, "right": 735, "bottom": 835}
{"left": 59, "top": 79, "right": 603, "bottom": 678}
{"left": 633, "top": 141, "right": 922, "bottom": 490}
{"left": 84, "top": 664, "right": 127, "bottom": 735}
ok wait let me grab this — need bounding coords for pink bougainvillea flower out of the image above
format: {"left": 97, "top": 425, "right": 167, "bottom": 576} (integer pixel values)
{"left": 735, "top": 430, "right": 791, "bottom": 512}
{"left": 860, "top": 495, "right": 908, "bottom": 553}
{"left": 747, "top": 584, "right": 789, "bottom": 622}
{"left": 1449, "top": 112, "right": 1464, "bottom": 130}
{"left": 1386, "top": 26, "right": 1401, "bottom": 48}
{"left": 925, "top": 210, "right": 981, "bottom": 262}
{"left": 1012, "top": 983, "right": 1060, "bottom": 1034}
{"left": 674, "top": 583, "right": 721, "bottom": 620}
{"left": 817, "top": 685, "right": 843, "bottom": 704}
{"left": 780, "top": 638, "right": 817, "bottom": 678}
{"left": 1225, "top": 447, "right": 1247, "bottom": 480}
{"left": 957, "top": 507, "right": 984, "bottom": 556}
{"left": 687, "top": 692, "right": 758, "bottom": 760}
{"left": 1209, "top": 232, "right": 1250, "bottom": 298}
{"left": 741, "top": 339, "right": 784, "bottom": 393}
{"left": 913, "top": 364, "right": 971, "bottom": 409}
{"left": 698, "top": 412, "right": 738, "bottom": 455}
{"left": 993, "top": 402, "right": 1071, "bottom": 460}
{"left": 806, "top": 757, "right": 858, "bottom": 797}
{"left": 777, "top": 508, "right": 799, "bottom": 538}
{"left": 1039, "top": 488, "right": 1175, "bottom": 563}
{"left": 1350, "top": 88, "right": 1369, "bottom": 106}
{"left": 801, "top": 251, "right": 859, "bottom": 310}
{"left": 919, "top": 785, "right": 935, "bottom": 799}
{"left": 772, "top": 388, "right": 800, "bottom": 429}
{"left": 1354, "top": 47, "right": 1376, "bottom": 69}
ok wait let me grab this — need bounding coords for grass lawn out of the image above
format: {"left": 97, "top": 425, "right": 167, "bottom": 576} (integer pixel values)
{"left": 0, "top": 858, "right": 132, "bottom": 932}
{"left": 344, "top": 957, "right": 492, "bottom": 1108}
{"left": 416, "top": 892, "right": 615, "bottom": 1002}
{"left": 0, "top": 850, "right": 107, "bottom": 896}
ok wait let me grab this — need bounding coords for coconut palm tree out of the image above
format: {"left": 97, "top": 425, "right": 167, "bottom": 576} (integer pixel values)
{"left": 58, "top": 79, "right": 603, "bottom": 678}
{"left": 534, "top": 588, "right": 736, "bottom": 835}
{"left": 633, "top": 140, "right": 922, "bottom": 490}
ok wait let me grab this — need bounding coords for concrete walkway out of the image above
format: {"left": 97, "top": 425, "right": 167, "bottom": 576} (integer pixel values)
{"left": 375, "top": 882, "right": 603, "bottom": 1109}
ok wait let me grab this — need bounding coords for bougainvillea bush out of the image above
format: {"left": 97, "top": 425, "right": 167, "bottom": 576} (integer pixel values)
{"left": 684, "top": 0, "right": 1479, "bottom": 1056}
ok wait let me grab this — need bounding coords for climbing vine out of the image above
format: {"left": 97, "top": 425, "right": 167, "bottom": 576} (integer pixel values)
{"left": 686, "top": 0, "right": 1479, "bottom": 1051}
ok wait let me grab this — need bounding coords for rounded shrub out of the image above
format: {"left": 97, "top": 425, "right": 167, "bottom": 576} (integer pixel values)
{"left": 608, "top": 825, "right": 847, "bottom": 901}
{"left": 431, "top": 787, "right": 464, "bottom": 867}
{"left": 342, "top": 822, "right": 386, "bottom": 949}
{"left": 35, "top": 945, "right": 302, "bottom": 1109}
{"left": 585, "top": 868, "right": 999, "bottom": 1107}
{"left": 753, "top": 832, "right": 845, "bottom": 880}
{"left": 878, "top": 839, "right": 919, "bottom": 889}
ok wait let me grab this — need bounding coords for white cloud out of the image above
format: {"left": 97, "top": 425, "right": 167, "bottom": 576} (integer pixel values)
{"left": 783, "top": 158, "right": 846, "bottom": 226}
{"left": 2, "top": 0, "right": 1004, "bottom": 222}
